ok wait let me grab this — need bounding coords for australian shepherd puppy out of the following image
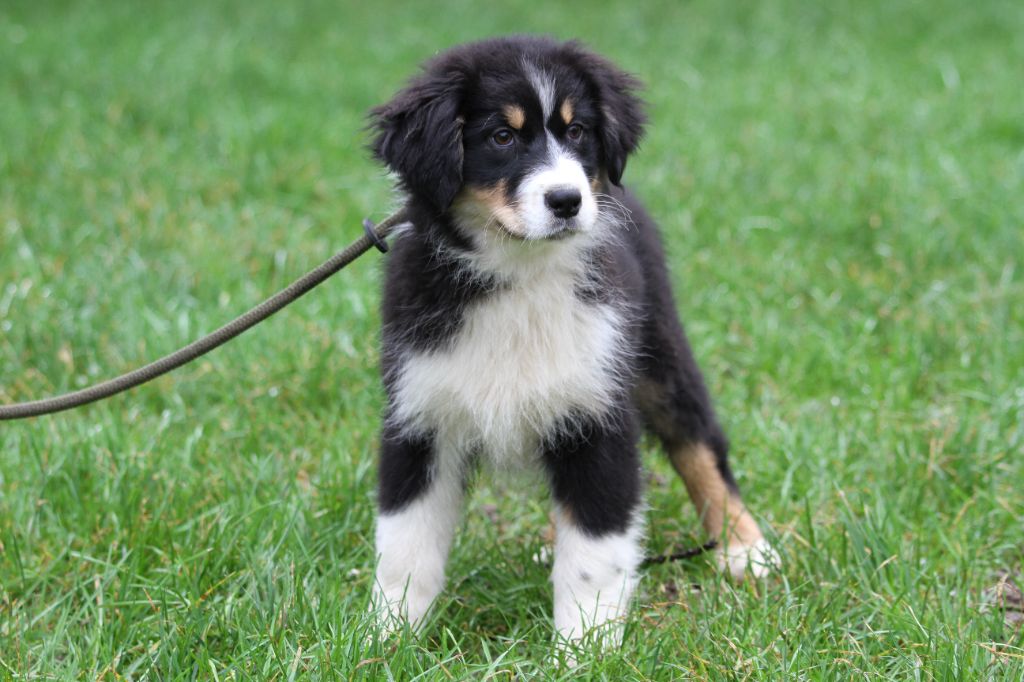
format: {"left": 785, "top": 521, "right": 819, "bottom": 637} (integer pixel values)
{"left": 367, "top": 35, "right": 773, "bottom": 644}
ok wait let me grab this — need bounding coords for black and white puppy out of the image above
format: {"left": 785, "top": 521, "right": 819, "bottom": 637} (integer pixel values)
{"left": 368, "top": 36, "right": 773, "bottom": 643}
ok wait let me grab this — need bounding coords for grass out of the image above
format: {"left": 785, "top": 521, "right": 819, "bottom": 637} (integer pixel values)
{"left": 1, "top": 0, "right": 1022, "bottom": 678}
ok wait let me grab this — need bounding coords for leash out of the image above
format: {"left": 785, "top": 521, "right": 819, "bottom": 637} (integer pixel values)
{"left": 0, "top": 211, "right": 408, "bottom": 420}
{"left": 0, "top": 208, "right": 716, "bottom": 567}
{"left": 640, "top": 540, "right": 718, "bottom": 568}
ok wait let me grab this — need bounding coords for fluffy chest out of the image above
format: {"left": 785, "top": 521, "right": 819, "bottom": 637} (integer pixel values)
{"left": 391, "top": 275, "right": 625, "bottom": 465}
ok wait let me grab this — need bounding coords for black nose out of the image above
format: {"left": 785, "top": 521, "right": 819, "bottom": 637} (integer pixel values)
{"left": 544, "top": 188, "right": 582, "bottom": 219}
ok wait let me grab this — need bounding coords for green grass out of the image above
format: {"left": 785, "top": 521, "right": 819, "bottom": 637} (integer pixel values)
{"left": 2, "top": 0, "right": 1023, "bottom": 678}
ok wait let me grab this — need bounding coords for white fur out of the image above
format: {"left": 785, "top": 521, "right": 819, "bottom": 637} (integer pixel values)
{"left": 455, "top": 196, "right": 620, "bottom": 284}
{"left": 719, "top": 537, "right": 777, "bottom": 580}
{"left": 372, "top": 445, "right": 464, "bottom": 628}
{"left": 462, "top": 226, "right": 595, "bottom": 282}
{"left": 551, "top": 507, "right": 643, "bottom": 644}
{"left": 391, "top": 261, "right": 626, "bottom": 468}
{"left": 516, "top": 143, "right": 598, "bottom": 240}
{"left": 526, "top": 62, "right": 556, "bottom": 119}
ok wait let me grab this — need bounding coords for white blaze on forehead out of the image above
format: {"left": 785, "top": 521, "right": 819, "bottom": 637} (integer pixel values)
{"left": 525, "top": 62, "right": 556, "bottom": 120}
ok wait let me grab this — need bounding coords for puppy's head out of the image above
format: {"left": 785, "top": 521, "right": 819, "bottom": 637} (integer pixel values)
{"left": 370, "top": 36, "right": 646, "bottom": 242}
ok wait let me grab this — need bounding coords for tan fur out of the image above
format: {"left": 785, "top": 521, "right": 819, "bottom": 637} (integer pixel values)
{"left": 456, "top": 181, "right": 524, "bottom": 237}
{"left": 543, "top": 509, "right": 558, "bottom": 545}
{"left": 669, "top": 443, "right": 763, "bottom": 546}
{"left": 504, "top": 104, "right": 526, "bottom": 130}
{"left": 560, "top": 98, "right": 574, "bottom": 125}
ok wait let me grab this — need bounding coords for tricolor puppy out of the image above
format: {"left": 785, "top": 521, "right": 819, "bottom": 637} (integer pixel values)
{"left": 368, "top": 36, "right": 773, "bottom": 644}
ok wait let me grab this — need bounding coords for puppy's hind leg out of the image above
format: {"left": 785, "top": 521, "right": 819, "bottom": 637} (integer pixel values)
{"left": 668, "top": 438, "right": 774, "bottom": 579}
{"left": 637, "top": 320, "right": 774, "bottom": 579}
{"left": 372, "top": 426, "right": 464, "bottom": 629}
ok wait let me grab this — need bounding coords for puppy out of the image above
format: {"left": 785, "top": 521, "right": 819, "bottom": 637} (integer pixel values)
{"left": 368, "top": 35, "right": 772, "bottom": 644}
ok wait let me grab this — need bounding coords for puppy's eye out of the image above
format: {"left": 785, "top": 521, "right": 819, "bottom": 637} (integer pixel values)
{"left": 492, "top": 129, "right": 515, "bottom": 147}
{"left": 566, "top": 123, "right": 584, "bottom": 141}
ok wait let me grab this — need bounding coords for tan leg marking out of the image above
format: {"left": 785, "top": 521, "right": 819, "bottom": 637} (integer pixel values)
{"left": 669, "top": 442, "right": 763, "bottom": 546}
{"left": 669, "top": 442, "right": 774, "bottom": 578}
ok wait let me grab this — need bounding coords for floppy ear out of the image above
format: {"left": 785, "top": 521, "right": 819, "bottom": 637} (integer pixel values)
{"left": 571, "top": 46, "right": 647, "bottom": 186}
{"left": 369, "top": 70, "right": 465, "bottom": 212}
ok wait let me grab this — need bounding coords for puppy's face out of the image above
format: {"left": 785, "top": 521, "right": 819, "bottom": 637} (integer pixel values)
{"left": 370, "top": 37, "right": 646, "bottom": 243}
{"left": 454, "top": 68, "right": 601, "bottom": 241}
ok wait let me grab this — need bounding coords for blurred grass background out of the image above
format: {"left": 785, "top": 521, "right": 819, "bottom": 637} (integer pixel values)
{"left": 1, "top": 0, "right": 1022, "bottom": 678}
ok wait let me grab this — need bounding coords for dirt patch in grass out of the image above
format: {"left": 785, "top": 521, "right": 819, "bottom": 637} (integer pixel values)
{"left": 982, "top": 570, "right": 1024, "bottom": 631}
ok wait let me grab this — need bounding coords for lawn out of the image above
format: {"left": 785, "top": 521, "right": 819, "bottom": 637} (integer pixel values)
{"left": 1, "top": 0, "right": 1022, "bottom": 678}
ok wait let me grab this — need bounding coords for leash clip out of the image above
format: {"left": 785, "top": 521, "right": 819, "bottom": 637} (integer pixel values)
{"left": 362, "top": 218, "right": 390, "bottom": 253}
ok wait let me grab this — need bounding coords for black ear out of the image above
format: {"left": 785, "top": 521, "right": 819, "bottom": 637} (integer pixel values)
{"left": 570, "top": 45, "right": 647, "bottom": 186}
{"left": 369, "top": 69, "right": 465, "bottom": 211}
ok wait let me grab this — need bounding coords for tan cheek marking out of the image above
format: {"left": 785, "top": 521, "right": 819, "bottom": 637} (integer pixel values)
{"left": 459, "top": 180, "right": 523, "bottom": 235}
{"left": 503, "top": 105, "right": 526, "bottom": 130}
{"left": 560, "top": 98, "right": 574, "bottom": 125}
{"left": 669, "top": 443, "right": 763, "bottom": 545}
{"left": 468, "top": 180, "right": 507, "bottom": 209}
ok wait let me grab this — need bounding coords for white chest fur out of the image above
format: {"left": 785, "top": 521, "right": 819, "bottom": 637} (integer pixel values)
{"left": 391, "top": 266, "right": 625, "bottom": 467}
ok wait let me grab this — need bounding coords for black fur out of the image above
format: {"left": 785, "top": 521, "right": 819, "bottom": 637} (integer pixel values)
{"left": 568, "top": 48, "right": 646, "bottom": 186}
{"left": 377, "top": 422, "right": 436, "bottom": 513}
{"left": 378, "top": 207, "right": 498, "bottom": 367}
{"left": 541, "top": 407, "right": 642, "bottom": 536}
{"left": 371, "top": 69, "right": 466, "bottom": 213}
{"left": 616, "top": 192, "right": 741, "bottom": 492}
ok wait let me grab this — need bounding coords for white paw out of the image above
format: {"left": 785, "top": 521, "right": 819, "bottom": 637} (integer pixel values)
{"left": 552, "top": 619, "right": 623, "bottom": 668}
{"left": 718, "top": 537, "right": 777, "bottom": 580}
{"left": 551, "top": 516, "right": 641, "bottom": 652}
{"left": 370, "top": 576, "right": 442, "bottom": 634}
{"left": 532, "top": 545, "right": 553, "bottom": 565}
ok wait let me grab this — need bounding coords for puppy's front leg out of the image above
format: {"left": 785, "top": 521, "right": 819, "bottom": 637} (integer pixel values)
{"left": 549, "top": 506, "right": 643, "bottom": 646}
{"left": 373, "top": 427, "right": 463, "bottom": 629}
{"left": 542, "top": 412, "right": 643, "bottom": 645}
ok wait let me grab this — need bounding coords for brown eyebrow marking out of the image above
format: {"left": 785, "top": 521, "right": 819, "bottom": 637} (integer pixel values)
{"left": 503, "top": 104, "right": 526, "bottom": 129}
{"left": 560, "top": 98, "right": 574, "bottom": 125}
